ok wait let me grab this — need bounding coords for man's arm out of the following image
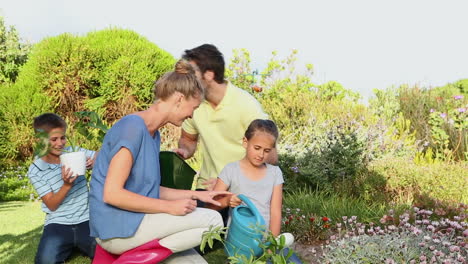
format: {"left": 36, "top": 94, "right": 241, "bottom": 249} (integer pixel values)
{"left": 175, "top": 129, "right": 198, "bottom": 159}
{"left": 266, "top": 148, "right": 278, "bottom": 165}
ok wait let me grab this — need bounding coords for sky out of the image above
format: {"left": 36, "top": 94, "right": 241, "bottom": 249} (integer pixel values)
{"left": 1, "top": 0, "right": 467, "bottom": 102}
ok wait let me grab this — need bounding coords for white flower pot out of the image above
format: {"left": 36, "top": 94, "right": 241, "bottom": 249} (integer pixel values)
{"left": 60, "top": 151, "right": 86, "bottom": 177}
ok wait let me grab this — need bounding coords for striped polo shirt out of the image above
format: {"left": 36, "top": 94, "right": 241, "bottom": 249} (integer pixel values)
{"left": 27, "top": 147, "right": 95, "bottom": 226}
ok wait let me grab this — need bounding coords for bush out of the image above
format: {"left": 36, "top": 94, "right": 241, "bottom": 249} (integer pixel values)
{"left": 0, "top": 28, "right": 176, "bottom": 166}
{"left": 369, "top": 157, "right": 468, "bottom": 206}
{"left": 372, "top": 83, "right": 467, "bottom": 161}
{"left": 280, "top": 125, "right": 366, "bottom": 192}
{"left": 0, "top": 165, "right": 34, "bottom": 201}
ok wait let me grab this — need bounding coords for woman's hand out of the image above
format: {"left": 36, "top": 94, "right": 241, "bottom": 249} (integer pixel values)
{"left": 61, "top": 166, "right": 77, "bottom": 186}
{"left": 168, "top": 199, "right": 197, "bottom": 216}
{"left": 229, "top": 194, "right": 242, "bottom": 208}
{"left": 194, "top": 190, "right": 232, "bottom": 207}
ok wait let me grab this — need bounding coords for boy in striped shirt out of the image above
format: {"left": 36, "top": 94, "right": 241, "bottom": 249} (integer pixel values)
{"left": 27, "top": 113, "right": 96, "bottom": 264}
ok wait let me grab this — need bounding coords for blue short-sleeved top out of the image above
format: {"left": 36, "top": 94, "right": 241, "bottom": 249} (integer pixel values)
{"left": 89, "top": 115, "right": 161, "bottom": 240}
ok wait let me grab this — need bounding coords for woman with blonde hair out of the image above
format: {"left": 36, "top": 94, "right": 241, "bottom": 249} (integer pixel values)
{"left": 89, "top": 60, "right": 228, "bottom": 263}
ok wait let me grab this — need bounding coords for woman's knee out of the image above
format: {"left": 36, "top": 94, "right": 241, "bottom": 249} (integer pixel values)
{"left": 200, "top": 208, "right": 223, "bottom": 228}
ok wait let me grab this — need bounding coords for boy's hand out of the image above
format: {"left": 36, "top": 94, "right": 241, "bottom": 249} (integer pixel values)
{"left": 86, "top": 152, "right": 98, "bottom": 169}
{"left": 61, "top": 166, "right": 78, "bottom": 185}
{"left": 229, "top": 195, "right": 242, "bottom": 208}
{"left": 86, "top": 157, "right": 94, "bottom": 169}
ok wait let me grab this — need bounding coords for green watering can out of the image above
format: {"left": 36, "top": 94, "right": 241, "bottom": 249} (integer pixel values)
{"left": 159, "top": 151, "right": 196, "bottom": 190}
{"left": 225, "top": 194, "right": 266, "bottom": 259}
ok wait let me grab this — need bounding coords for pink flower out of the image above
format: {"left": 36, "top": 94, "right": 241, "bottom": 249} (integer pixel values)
{"left": 430, "top": 109, "right": 435, "bottom": 113}
{"left": 454, "top": 95, "right": 464, "bottom": 100}
{"left": 440, "top": 113, "right": 447, "bottom": 118}
{"left": 458, "top": 107, "right": 466, "bottom": 113}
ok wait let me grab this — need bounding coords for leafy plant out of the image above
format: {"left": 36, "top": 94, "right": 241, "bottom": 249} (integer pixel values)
{"left": 200, "top": 225, "right": 297, "bottom": 263}
{"left": 74, "top": 111, "right": 109, "bottom": 143}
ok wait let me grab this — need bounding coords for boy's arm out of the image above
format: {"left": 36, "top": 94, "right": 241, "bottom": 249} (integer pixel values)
{"left": 269, "top": 184, "right": 283, "bottom": 237}
{"left": 41, "top": 167, "right": 77, "bottom": 211}
{"left": 206, "top": 178, "right": 231, "bottom": 210}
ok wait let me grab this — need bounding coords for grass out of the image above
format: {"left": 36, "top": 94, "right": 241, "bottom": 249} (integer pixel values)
{"left": 0, "top": 201, "right": 227, "bottom": 264}
{"left": 0, "top": 201, "right": 91, "bottom": 264}
{"left": 283, "top": 188, "right": 410, "bottom": 224}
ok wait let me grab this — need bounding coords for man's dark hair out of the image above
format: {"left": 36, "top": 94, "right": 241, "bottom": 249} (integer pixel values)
{"left": 33, "top": 113, "right": 67, "bottom": 133}
{"left": 182, "top": 44, "right": 225, "bottom": 84}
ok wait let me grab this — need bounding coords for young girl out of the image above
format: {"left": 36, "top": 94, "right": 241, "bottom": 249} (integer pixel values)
{"left": 210, "top": 119, "right": 293, "bottom": 245}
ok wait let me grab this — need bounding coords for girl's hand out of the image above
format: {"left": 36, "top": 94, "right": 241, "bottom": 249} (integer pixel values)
{"left": 229, "top": 195, "right": 242, "bottom": 208}
{"left": 168, "top": 199, "right": 197, "bottom": 216}
{"left": 61, "top": 166, "right": 77, "bottom": 186}
{"left": 195, "top": 190, "right": 232, "bottom": 207}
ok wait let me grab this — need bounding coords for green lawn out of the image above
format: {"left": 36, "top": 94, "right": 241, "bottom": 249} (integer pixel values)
{"left": 0, "top": 201, "right": 226, "bottom": 264}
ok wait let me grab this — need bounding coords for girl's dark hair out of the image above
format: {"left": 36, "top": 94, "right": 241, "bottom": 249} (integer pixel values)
{"left": 182, "top": 44, "right": 225, "bottom": 84}
{"left": 33, "top": 113, "right": 67, "bottom": 133}
{"left": 244, "top": 119, "right": 279, "bottom": 143}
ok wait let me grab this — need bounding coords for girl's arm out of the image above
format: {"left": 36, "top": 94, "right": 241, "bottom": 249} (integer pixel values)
{"left": 269, "top": 184, "right": 283, "bottom": 237}
{"left": 103, "top": 148, "right": 196, "bottom": 216}
{"left": 206, "top": 178, "right": 232, "bottom": 210}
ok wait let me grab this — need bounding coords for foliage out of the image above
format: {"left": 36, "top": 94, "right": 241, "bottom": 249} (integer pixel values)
{"left": 369, "top": 157, "right": 468, "bottom": 205}
{"left": 0, "top": 16, "right": 31, "bottom": 83}
{"left": 321, "top": 207, "right": 467, "bottom": 263}
{"left": 373, "top": 83, "right": 468, "bottom": 162}
{"left": 200, "top": 224, "right": 296, "bottom": 264}
{"left": 281, "top": 188, "right": 400, "bottom": 243}
{"left": 0, "top": 28, "right": 176, "bottom": 166}
{"left": 282, "top": 208, "right": 333, "bottom": 243}
{"left": 279, "top": 124, "right": 366, "bottom": 192}
{"left": 0, "top": 165, "right": 34, "bottom": 201}
{"left": 225, "top": 48, "right": 253, "bottom": 92}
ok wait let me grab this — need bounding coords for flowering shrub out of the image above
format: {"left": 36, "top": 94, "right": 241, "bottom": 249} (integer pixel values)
{"left": 282, "top": 207, "right": 333, "bottom": 243}
{"left": 428, "top": 95, "right": 467, "bottom": 161}
{"left": 321, "top": 206, "right": 468, "bottom": 263}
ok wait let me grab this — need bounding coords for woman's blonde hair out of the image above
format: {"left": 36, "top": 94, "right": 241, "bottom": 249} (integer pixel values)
{"left": 153, "top": 59, "right": 204, "bottom": 100}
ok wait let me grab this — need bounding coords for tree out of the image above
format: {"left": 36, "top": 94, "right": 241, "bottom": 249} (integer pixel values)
{"left": 0, "top": 16, "right": 31, "bottom": 83}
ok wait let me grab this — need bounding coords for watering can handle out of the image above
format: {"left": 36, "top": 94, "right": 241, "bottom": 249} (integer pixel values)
{"left": 237, "top": 194, "right": 265, "bottom": 225}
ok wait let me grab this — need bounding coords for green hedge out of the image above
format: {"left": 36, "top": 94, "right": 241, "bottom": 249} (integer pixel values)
{"left": 0, "top": 28, "right": 175, "bottom": 166}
